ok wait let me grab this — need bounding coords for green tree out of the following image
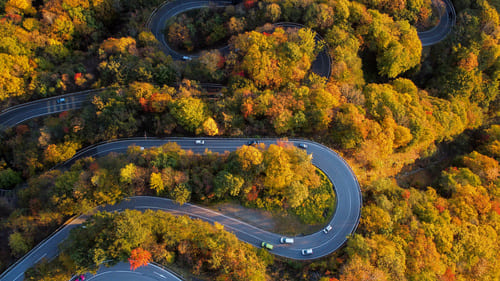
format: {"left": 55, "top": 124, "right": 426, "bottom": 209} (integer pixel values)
{"left": 365, "top": 10, "right": 422, "bottom": 78}
{"left": 214, "top": 171, "right": 244, "bottom": 198}
{"left": 286, "top": 181, "right": 309, "bottom": 208}
{"left": 9, "top": 232, "right": 31, "bottom": 257}
{"left": 169, "top": 183, "right": 191, "bottom": 205}
{"left": 361, "top": 204, "right": 393, "bottom": 234}
{"left": 0, "top": 168, "right": 22, "bottom": 189}
{"left": 169, "top": 97, "right": 209, "bottom": 133}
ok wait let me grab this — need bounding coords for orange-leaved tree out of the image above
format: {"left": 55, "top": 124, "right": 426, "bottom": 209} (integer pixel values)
{"left": 128, "top": 247, "right": 152, "bottom": 270}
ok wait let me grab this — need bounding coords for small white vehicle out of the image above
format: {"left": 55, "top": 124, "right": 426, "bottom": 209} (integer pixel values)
{"left": 323, "top": 225, "right": 333, "bottom": 234}
{"left": 182, "top": 56, "right": 192, "bottom": 61}
{"left": 56, "top": 97, "right": 66, "bottom": 104}
{"left": 195, "top": 140, "right": 205, "bottom": 145}
{"left": 280, "top": 237, "right": 294, "bottom": 244}
{"left": 298, "top": 143, "right": 308, "bottom": 149}
{"left": 301, "top": 248, "right": 313, "bottom": 255}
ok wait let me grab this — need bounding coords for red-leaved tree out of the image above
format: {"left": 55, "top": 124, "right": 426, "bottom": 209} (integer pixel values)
{"left": 128, "top": 248, "right": 152, "bottom": 270}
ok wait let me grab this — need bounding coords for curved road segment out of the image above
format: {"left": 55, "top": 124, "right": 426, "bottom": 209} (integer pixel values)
{"left": 0, "top": 90, "right": 96, "bottom": 129}
{"left": 0, "top": 0, "right": 457, "bottom": 279}
{"left": 418, "top": 0, "right": 456, "bottom": 46}
{"left": 63, "top": 137, "right": 363, "bottom": 261}
{"left": 0, "top": 0, "right": 456, "bottom": 129}
{"left": 0, "top": 138, "right": 362, "bottom": 280}
{"left": 84, "top": 263, "right": 182, "bottom": 281}
{"left": 148, "top": 0, "right": 333, "bottom": 77}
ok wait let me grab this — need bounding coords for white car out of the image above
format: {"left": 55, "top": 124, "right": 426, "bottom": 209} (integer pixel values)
{"left": 280, "top": 237, "right": 294, "bottom": 244}
{"left": 182, "top": 56, "right": 192, "bottom": 61}
{"left": 195, "top": 140, "right": 205, "bottom": 145}
{"left": 323, "top": 225, "right": 332, "bottom": 234}
{"left": 56, "top": 97, "right": 66, "bottom": 104}
{"left": 301, "top": 248, "right": 313, "bottom": 255}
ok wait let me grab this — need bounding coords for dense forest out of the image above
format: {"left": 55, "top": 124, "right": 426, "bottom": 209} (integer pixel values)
{"left": 26, "top": 210, "right": 270, "bottom": 280}
{"left": 0, "top": 0, "right": 499, "bottom": 279}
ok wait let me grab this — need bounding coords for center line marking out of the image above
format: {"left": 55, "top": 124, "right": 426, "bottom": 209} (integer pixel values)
{"left": 35, "top": 253, "right": 47, "bottom": 263}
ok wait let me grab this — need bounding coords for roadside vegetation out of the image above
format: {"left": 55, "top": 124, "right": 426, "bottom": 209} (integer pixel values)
{"left": 165, "top": 0, "right": 435, "bottom": 53}
{"left": 0, "top": 0, "right": 499, "bottom": 279}
{"left": 2, "top": 142, "right": 334, "bottom": 274}
{"left": 26, "top": 209, "right": 269, "bottom": 280}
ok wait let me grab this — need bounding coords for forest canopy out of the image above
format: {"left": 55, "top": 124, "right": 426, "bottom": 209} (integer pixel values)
{"left": 0, "top": 0, "right": 499, "bottom": 279}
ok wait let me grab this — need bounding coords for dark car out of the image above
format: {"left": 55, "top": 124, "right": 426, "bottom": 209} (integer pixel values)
{"left": 247, "top": 140, "right": 261, "bottom": 146}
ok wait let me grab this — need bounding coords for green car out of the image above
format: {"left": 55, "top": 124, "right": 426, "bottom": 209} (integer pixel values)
{"left": 261, "top": 242, "right": 274, "bottom": 250}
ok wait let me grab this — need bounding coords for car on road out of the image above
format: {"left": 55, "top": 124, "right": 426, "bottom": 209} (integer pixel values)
{"left": 298, "top": 143, "right": 308, "bottom": 149}
{"left": 323, "top": 224, "right": 332, "bottom": 234}
{"left": 261, "top": 242, "right": 274, "bottom": 250}
{"left": 247, "top": 140, "right": 261, "bottom": 146}
{"left": 182, "top": 56, "right": 192, "bottom": 61}
{"left": 301, "top": 248, "right": 313, "bottom": 255}
{"left": 56, "top": 97, "right": 66, "bottom": 104}
{"left": 280, "top": 237, "right": 294, "bottom": 244}
{"left": 195, "top": 140, "right": 205, "bottom": 145}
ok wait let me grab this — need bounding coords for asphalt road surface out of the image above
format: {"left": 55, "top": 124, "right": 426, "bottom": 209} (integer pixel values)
{"left": 0, "top": 138, "right": 362, "bottom": 280}
{"left": 148, "top": 0, "right": 233, "bottom": 60}
{"left": 0, "top": 0, "right": 455, "bottom": 129}
{"left": 418, "top": 0, "right": 456, "bottom": 46}
{"left": 84, "top": 263, "right": 182, "bottom": 281}
{"left": 0, "top": 0, "right": 457, "bottom": 279}
{"left": 148, "top": 0, "right": 332, "bottom": 78}
{"left": 0, "top": 90, "right": 96, "bottom": 128}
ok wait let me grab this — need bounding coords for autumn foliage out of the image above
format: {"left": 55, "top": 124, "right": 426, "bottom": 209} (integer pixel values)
{"left": 128, "top": 248, "right": 152, "bottom": 270}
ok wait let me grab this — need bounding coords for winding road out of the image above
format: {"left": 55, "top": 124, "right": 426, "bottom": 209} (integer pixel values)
{"left": 0, "top": 0, "right": 456, "bottom": 279}
{"left": 0, "top": 138, "right": 362, "bottom": 280}
{"left": 0, "top": 0, "right": 456, "bottom": 129}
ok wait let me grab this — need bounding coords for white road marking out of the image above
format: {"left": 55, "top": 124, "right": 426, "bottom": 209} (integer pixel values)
{"left": 154, "top": 272, "right": 166, "bottom": 278}
{"left": 14, "top": 272, "right": 23, "bottom": 280}
{"left": 134, "top": 205, "right": 264, "bottom": 242}
{"left": 34, "top": 253, "right": 47, "bottom": 264}
{"left": 87, "top": 270, "right": 142, "bottom": 280}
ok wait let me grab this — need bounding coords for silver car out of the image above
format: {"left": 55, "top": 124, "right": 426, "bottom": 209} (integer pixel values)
{"left": 301, "top": 248, "right": 313, "bottom": 255}
{"left": 323, "top": 225, "right": 332, "bottom": 234}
